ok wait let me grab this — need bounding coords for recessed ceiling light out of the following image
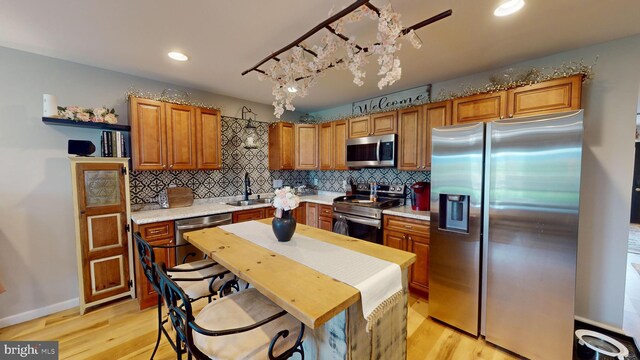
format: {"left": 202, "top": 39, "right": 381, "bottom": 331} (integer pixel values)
{"left": 168, "top": 51, "right": 189, "bottom": 61}
{"left": 287, "top": 86, "right": 298, "bottom": 93}
{"left": 494, "top": 0, "right": 525, "bottom": 17}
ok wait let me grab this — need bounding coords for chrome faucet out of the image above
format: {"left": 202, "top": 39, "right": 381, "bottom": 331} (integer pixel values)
{"left": 243, "top": 172, "right": 252, "bottom": 201}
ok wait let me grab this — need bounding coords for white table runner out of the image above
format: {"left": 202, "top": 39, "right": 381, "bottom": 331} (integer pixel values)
{"left": 219, "top": 221, "right": 403, "bottom": 330}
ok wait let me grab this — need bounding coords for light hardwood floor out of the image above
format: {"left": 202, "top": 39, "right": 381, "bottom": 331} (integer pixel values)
{"left": 0, "top": 296, "right": 518, "bottom": 360}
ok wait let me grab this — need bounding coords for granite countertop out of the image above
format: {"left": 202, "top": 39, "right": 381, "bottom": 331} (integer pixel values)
{"left": 130, "top": 192, "right": 343, "bottom": 225}
{"left": 383, "top": 205, "right": 430, "bottom": 221}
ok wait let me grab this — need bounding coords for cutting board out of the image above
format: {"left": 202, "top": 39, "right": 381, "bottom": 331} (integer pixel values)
{"left": 166, "top": 187, "right": 194, "bottom": 208}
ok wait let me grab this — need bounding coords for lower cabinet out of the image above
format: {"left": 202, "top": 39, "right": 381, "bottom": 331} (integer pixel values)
{"left": 306, "top": 203, "right": 318, "bottom": 228}
{"left": 233, "top": 208, "right": 267, "bottom": 223}
{"left": 133, "top": 220, "right": 176, "bottom": 310}
{"left": 383, "top": 215, "right": 429, "bottom": 299}
{"left": 318, "top": 205, "right": 334, "bottom": 232}
{"left": 293, "top": 202, "right": 306, "bottom": 225}
{"left": 304, "top": 203, "right": 332, "bottom": 230}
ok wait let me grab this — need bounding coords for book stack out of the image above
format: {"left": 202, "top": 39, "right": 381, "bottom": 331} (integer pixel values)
{"left": 101, "top": 131, "right": 127, "bottom": 157}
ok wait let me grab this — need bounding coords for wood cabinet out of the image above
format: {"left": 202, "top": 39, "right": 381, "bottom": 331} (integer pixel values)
{"left": 320, "top": 120, "right": 348, "bottom": 170}
{"left": 318, "top": 205, "right": 334, "bottom": 232}
{"left": 452, "top": 91, "right": 507, "bottom": 125}
{"left": 423, "top": 101, "right": 452, "bottom": 169}
{"left": 507, "top": 75, "right": 582, "bottom": 118}
{"left": 398, "top": 102, "right": 451, "bottom": 171}
{"left": 293, "top": 202, "right": 306, "bottom": 225}
{"left": 452, "top": 76, "right": 583, "bottom": 125}
{"left": 232, "top": 208, "right": 267, "bottom": 223}
{"left": 165, "top": 103, "right": 197, "bottom": 170}
{"left": 196, "top": 108, "right": 222, "bottom": 170}
{"left": 268, "top": 122, "right": 295, "bottom": 170}
{"left": 130, "top": 97, "right": 221, "bottom": 171}
{"left": 71, "top": 158, "right": 134, "bottom": 314}
{"left": 294, "top": 124, "right": 319, "bottom": 170}
{"left": 397, "top": 106, "right": 422, "bottom": 171}
{"left": 383, "top": 215, "right": 429, "bottom": 298}
{"left": 306, "top": 203, "right": 318, "bottom": 228}
{"left": 131, "top": 97, "right": 166, "bottom": 170}
{"left": 133, "top": 220, "right": 175, "bottom": 310}
{"left": 348, "top": 111, "right": 397, "bottom": 138}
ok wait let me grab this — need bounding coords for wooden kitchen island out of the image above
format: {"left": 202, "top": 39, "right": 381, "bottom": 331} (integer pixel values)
{"left": 184, "top": 218, "right": 416, "bottom": 360}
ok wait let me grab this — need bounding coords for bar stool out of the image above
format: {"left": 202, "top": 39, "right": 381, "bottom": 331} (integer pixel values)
{"left": 156, "top": 263, "right": 305, "bottom": 360}
{"left": 134, "top": 232, "right": 238, "bottom": 359}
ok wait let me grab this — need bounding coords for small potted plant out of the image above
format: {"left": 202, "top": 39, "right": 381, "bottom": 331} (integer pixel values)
{"left": 271, "top": 186, "right": 300, "bottom": 242}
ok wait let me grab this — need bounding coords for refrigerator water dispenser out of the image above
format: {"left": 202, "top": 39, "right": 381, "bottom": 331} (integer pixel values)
{"left": 439, "top": 194, "right": 469, "bottom": 233}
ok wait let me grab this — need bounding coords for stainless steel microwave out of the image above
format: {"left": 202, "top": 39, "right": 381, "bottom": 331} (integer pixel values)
{"left": 346, "top": 134, "right": 396, "bottom": 168}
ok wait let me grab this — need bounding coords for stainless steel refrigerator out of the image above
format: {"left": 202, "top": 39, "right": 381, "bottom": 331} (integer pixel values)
{"left": 429, "top": 110, "right": 583, "bottom": 359}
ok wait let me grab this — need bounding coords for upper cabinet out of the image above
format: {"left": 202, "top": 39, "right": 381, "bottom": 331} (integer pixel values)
{"left": 131, "top": 97, "right": 166, "bottom": 170}
{"left": 165, "top": 103, "right": 197, "bottom": 171}
{"left": 452, "top": 91, "right": 507, "bottom": 125}
{"left": 295, "top": 124, "right": 319, "bottom": 170}
{"left": 130, "top": 97, "right": 221, "bottom": 171}
{"left": 398, "top": 102, "right": 451, "bottom": 171}
{"left": 507, "top": 75, "right": 582, "bottom": 118}
{"left": 196, "top": 108, "right": 222, "bottom": 170}
{"left": 319, "top": 120, "right": 348, "bottom": 170}
{"left": 452, "top": 75, "right": 583, "bottom": 125}
{"left": 348, "top": 111, "right": 397, "bottom": 138}
{"left": 268, "top": 122, "right": 295, "bottom": 170}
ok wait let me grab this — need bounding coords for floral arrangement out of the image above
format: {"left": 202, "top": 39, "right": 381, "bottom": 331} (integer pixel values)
{"left": 258, "top": 4, "right": 422, "bottom": 118}
{"left": 57, "top": 106, "right": 119, "bottom": 124}
{"left": 272, "top": 186, "right": 301, "bottom": 218}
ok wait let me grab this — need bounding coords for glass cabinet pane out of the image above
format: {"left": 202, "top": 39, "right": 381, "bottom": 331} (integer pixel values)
{"left": 84, "top": 170, "right": 120, "bottom": 207}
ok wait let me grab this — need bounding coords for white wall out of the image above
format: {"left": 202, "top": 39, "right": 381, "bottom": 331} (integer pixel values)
{"left": 0, "top": 46, "right": 298, "bottom": 325}
{"left": 314, "top": 35, "right": 640, "bottom": 330}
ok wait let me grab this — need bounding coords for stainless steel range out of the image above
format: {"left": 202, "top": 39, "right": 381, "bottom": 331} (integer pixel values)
{"left": 332, "top": 183, "right": 405, "bottom": 244}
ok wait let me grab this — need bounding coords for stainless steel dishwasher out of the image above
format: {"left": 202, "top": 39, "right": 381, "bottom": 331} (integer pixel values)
{"left": 175, "top": 213, "right": 232, "bottom": 264}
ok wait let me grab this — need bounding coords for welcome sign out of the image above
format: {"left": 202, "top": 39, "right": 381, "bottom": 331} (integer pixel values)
{"left": 352, "top": 84, "right": 431, "bottom": 115}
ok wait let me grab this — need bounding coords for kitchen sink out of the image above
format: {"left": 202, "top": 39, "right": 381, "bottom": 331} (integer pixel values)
{"left": 225, "top": 198, "right": 273, "bottom": 206}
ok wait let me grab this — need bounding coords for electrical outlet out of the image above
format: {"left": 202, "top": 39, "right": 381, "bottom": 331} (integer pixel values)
{"left": 313, "top": 178, "right": 319, "bottom": 186}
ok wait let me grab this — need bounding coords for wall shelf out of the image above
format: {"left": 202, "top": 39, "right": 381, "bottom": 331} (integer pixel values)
{"left": 42, "top": 117, "right": 131, "bottom": 132}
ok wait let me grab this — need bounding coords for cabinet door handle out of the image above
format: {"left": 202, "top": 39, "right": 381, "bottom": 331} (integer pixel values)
{"left": 416, "top": 165, "right": 419, "bottom": 169}
{"left": 169, "top": 164, "right": 174, "bottom": 169}
{"left": 162, "top": 164, "right": 167, "bottom": 169}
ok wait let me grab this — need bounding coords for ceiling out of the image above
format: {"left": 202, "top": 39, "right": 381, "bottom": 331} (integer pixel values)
{"left": 1, "top": 0, "right": 639, "bottom": 113}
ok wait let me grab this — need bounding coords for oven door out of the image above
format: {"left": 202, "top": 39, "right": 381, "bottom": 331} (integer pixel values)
{"left": 333, "top": 213, "right": 382, "bottom": 244}
{"left": 346, "top": 134, "right": 396, "bottom": 167}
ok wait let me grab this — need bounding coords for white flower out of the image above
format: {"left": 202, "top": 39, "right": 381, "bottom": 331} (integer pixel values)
{"left": 104, "top": 113, "right": 118, "bottom": 124}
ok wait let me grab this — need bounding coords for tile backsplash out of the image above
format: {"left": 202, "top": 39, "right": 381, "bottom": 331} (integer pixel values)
{"left": 309, "top": 169, "right": 430, "bottom": 198}
{"left": 129, "top": 116, "right": 431, "bottom": 204}
{"left": 129, "top": 117, "right": 306, "bottom": 204}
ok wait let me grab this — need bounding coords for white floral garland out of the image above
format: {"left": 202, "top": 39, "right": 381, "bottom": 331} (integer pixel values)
{"left": 258, "top": 5, "right": 422, "bottom": 118}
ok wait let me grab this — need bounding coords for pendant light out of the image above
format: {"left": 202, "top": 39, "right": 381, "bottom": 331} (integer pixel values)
{"left": 241, "top": 106, "right": 259, "bottom": 149}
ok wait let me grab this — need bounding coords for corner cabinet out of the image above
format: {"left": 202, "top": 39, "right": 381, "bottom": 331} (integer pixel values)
{"left": 129, "top": 96, "right": 221, "bottom": 171}
{"left": 70, "top": 157, "right": 134, "bottom": 314}
{"left": 268, "top": 122, "right": 295, "bottom": 170}
{"left": 383, "top": 215, "right": 429, "bottom": 299}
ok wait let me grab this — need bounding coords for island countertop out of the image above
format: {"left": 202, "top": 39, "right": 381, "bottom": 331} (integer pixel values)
{"left": 184, "top": 218, "right": 416, "bottom": 329}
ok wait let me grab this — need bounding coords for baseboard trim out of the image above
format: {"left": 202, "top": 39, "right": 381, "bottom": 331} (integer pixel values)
{"left": 0, "top": 298, "right": 79, "bottom": 329}
{"left": 574, "top": 316, "right": 625, "bottom": 334}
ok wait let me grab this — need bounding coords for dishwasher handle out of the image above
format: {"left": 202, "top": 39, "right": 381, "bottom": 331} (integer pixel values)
{"left": 176, "top": 219, "right": 231, "bottom": 231}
